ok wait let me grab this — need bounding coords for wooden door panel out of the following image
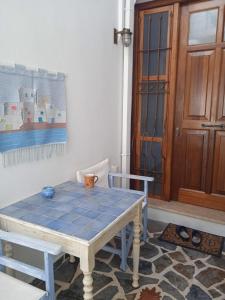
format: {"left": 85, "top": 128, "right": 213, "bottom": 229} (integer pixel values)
{"left": 172, "top": 0, "right": 225, "bottom": 211}
{"left": 212, "top": 131, "right": 225, "bottom": 194}
{"left": 182, "top": 130, "right": 208, "bottom": 191}
{"left": 217, "top": 49, "right": 225, "bottom": 121}
{"left": 178, "top": 188, "right": 225, "bottom": 210}
{"left": 184, "top": 51, "right": 215, "bottom": 121}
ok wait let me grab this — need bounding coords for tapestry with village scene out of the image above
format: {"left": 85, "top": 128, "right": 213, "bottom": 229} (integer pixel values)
{"left": 0, "top": 64, "right": 67, "bottom": 166}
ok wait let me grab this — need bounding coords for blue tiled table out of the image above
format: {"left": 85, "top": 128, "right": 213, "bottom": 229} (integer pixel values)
{"left": 0, "top": 181, "right": 144, "bottom": 300}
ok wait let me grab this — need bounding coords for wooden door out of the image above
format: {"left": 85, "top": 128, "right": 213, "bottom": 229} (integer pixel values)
{"left": 131, "top": 4, "right": 178, "bottom": 200}
{"left": 172, "top": 0, "right": 225, "bottom": 210}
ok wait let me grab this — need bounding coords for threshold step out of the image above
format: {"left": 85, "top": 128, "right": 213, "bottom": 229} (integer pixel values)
{"left": 148, "top": 199, "right": 225, "bottom": 226}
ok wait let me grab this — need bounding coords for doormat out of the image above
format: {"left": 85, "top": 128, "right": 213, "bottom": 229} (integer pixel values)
{"left": 138, "top": 287, "right": 161, "bottom": 300}
{"left": 159, "top": 223, "right": 224, "bottom": 256}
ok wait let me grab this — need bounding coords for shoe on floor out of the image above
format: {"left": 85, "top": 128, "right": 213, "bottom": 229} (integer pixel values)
{"left": 176, "top": 226, "right": 190, "bottom": 241}
{"left": 192, "top": 230, "right": 202, "bottom": 247}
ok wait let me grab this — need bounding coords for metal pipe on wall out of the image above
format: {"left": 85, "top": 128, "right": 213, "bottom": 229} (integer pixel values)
{"left": 120, "top": 0, "right": 136, "bottom": 180}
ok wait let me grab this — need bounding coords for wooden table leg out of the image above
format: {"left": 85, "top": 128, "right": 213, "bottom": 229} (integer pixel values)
{"left": 83, "top": 271, "right": 94, "bottom": 300}
{"left": 132, "top": 204, "right": 141, "bottom": 288}
{"left": 80, "top": 248, "right": 95, "bottom": 300}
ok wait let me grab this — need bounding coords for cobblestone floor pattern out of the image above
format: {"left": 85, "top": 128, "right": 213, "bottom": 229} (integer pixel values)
{"left": 32, "top": 220, "right": 225, "bottom": 299}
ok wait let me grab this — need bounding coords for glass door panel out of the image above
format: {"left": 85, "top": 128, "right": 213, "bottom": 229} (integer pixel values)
{"left": 140, "top": 141, "right": 162, "bottom": 195}
{"left": 135, "top": 8, "right": 171, "bottom": 197}
{"left": 188, "top": 9, "right": 218, "bottom": 45}
{"left": 140, "top": 81, "right": 166, "bottom": 137}
{"left": 142, "top": 12, "right": 169, "bottom": 76}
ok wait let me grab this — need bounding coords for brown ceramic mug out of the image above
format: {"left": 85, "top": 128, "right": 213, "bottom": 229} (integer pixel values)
{"left": 84, "top": 174, "right": 98, "bottom": 188}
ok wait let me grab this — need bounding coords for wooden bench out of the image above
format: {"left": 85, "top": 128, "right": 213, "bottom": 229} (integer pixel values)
{"left": 0, "top": 230, "right": 62, "bottom": 300}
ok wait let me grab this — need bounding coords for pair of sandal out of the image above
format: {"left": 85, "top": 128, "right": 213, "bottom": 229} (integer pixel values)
{"left": 176, "top": 226, "right": 202, "bottom": 247}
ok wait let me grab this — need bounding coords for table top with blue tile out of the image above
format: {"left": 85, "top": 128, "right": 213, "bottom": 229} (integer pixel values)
{"left": 0, "top": 181, "right": 143, "bottom": 242}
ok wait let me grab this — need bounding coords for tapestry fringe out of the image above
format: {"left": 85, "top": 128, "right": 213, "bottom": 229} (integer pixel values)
{"left": 2, "top": 143, "right": 65, "bottom": 167}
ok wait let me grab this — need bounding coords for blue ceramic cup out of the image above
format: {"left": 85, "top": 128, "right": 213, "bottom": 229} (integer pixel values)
{"left": 41, "top": 186, "right": 55, "bottom": 199}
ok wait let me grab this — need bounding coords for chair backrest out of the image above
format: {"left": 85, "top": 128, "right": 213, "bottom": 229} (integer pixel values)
{"left": 76, "top": 158, "right": 110, "bottom": 188}
{"left": 0, "top": 230, "right": 62, "bottom": 300}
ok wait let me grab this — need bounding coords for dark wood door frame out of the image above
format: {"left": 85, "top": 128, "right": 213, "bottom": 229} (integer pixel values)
{"left": 131, "top": 0, "right": 180, "bottom": 200}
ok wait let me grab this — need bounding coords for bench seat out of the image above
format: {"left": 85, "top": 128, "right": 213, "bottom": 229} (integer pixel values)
{"left": 0, "top": 272, "right": 46, "bottom": 300}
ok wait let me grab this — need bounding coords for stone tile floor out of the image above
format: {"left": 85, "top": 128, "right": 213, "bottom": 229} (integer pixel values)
{"left": 33, "top": 220, "right": 225, "bottom": 299}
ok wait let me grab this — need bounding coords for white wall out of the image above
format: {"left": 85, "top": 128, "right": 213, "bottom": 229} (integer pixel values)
{"left": 0, "top": 0, "right": 123, "bottom": 208}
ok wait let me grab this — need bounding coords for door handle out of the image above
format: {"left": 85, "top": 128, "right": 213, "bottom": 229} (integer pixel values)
{"left": 175, "top": 127, "right": 180, "bottom": 137}
{"left": 201, "top": 124, "right": 225, "bottom": 129}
